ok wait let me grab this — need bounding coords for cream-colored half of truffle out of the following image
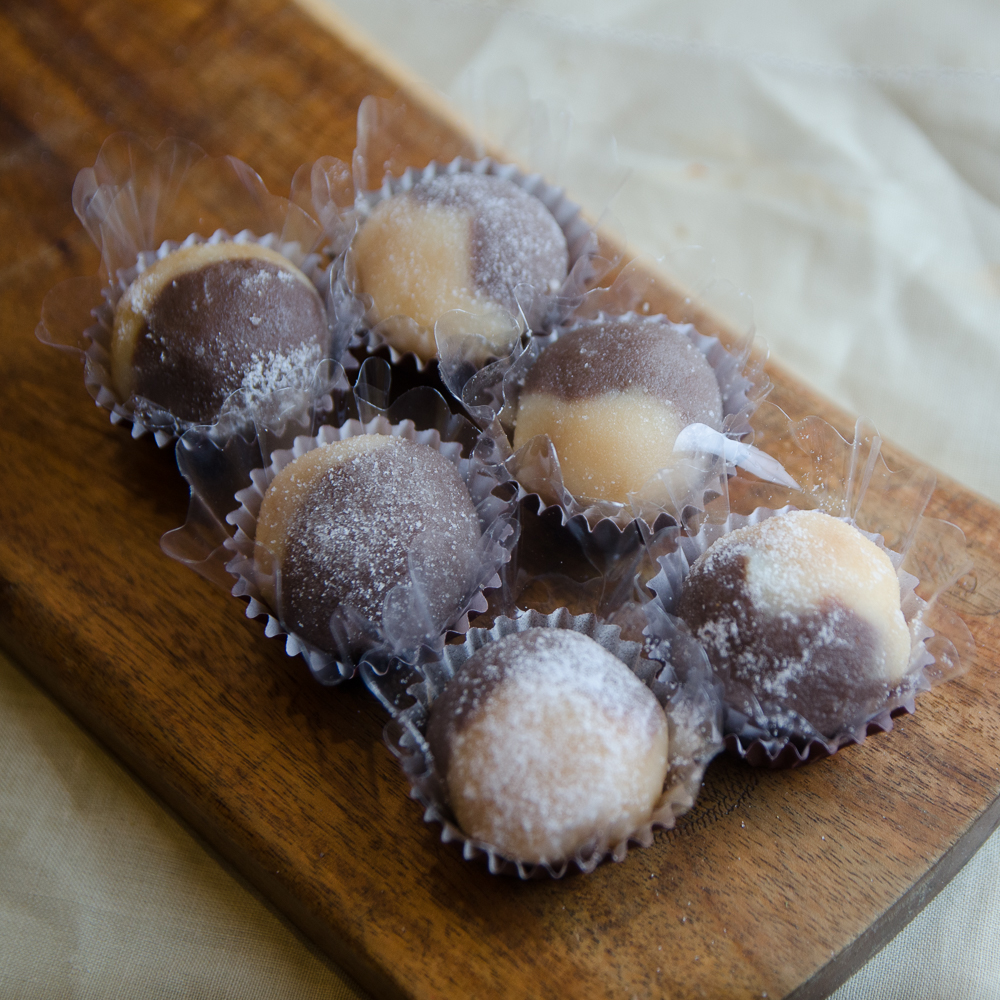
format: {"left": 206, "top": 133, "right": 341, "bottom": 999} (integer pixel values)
{"left": 739, "top": 510, "right": 911, "bottom": 685}
{"left": 111, "top": 242, "right": 317, "bottom": 403}
{"left": 513, "top": 389, "right": 685, "bottom": 504}
{"left": 353, "top": 195, "right": 514, "bottom": 361}
{"left": 254, "top": 435, "right": 397, "bottom": 607}
{"left": 446, "top": 677, "right": 669, "bottom": 864}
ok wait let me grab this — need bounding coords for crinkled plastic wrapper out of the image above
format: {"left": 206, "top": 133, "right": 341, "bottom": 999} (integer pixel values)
{"left": 363, "top": 607, "right": 723, "bottom": 879}
{"left": 644, "top": 405, "right": 976, "bottom": 767}
{"left": 450, "top": 255, "right": 779, "bottom": 550}
{"left": 312, "top": 95, "right": 604, "bottom": 373}
{"left": 165, "top": 360, "right": 519, "bottom": 685}
{"left": 36, "top": 133, "right": 351, "bottom": 445}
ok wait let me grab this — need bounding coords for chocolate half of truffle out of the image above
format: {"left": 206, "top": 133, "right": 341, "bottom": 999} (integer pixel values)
{"left": 254, "top": 435, "right": 482, "bottom": 653}
{"left": 426, "top": 627, "right": 669, "bottom": 865}
{"left": 352, "top": 172, "right": 569, "bottom": 361}
{"left": 675, "top": 510, "right": 911, "bottom": 739}
{"left": 112, "top": 242, "right": 329, "bottom": 425}
{"left": 512, "top": 316, "right": 724, "bottom": 504}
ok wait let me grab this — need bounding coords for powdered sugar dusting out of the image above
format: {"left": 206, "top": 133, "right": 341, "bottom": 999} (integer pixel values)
{"left": 438, "top": 628, "right": 669, "bottom": 862}
{"left": 679, "top": 510, "right": 912, "bottom": 736}
{"left": 279, "top": 436, "right": 481, "bottom": 645}
{"left": 414, "top": 172, "right": 568, "bottom": 312}
{"left": 237, "top": 339, "right": 324, "bottom": 403}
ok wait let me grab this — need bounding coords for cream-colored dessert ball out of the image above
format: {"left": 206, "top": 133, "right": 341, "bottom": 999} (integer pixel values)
{"left": 352, "top": 172, "right": 568, "bottom": 362}
{"left": 513, "top": 315, "right": 723, "bottom": 504}
{"left": 426, "top": 628, "right": 670, "bottom": 865}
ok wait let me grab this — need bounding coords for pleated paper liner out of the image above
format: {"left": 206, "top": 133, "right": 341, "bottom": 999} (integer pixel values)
{"left": 362, "top": 608, "right": 723, "bottom": 878}
{"left": 643, "top": 406, "right": 976, "bottom": 767}
{"left": 165, "top": 359, "right": 519, "bottom": 685}
{"left": 37, "top": 133, "right": 350, "bottom": 445}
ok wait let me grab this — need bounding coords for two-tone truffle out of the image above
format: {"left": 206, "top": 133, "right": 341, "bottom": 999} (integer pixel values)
{"left": 426, "top": 628, "right": 669, "bottom": 864}
{"left": 352, "top": 172, "right": 569, "bottom": 362}
{"left": 254, "top": 435, "right": 482, "bottom": 652}
{"left": 112, "top": 242, "right": 329, "bottom": 424}
{"left": 512, "top": 315, "right": 724, "bottom": 504}
{"left": 676, "top": 509, "right": 911, "bottom": 738}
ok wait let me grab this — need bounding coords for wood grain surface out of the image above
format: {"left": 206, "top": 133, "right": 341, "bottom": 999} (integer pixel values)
{"left": 2, "top": 1, "right": 1000, "bottom": 998}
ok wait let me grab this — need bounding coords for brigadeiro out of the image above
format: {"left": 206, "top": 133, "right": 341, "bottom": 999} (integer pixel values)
{"left": 111, "top": 241, "right": 329, "bottom": 426}
{"left": 37, "top": 133, "right": 345, "bottom": 443}
{"left": 644, "top": 472, "right": 974, "bottom": 767}
{"left": 254, "top": 434, "right": 483, "bottom": 654}
{"left": 329, "top": 96, "right": 599, "bottom": 373}
{"left": 426, "top": 627, "right": 670, "bottom": 865}
{"left": 512, "top": 314, "right": 725, "bottom": 505}
{"left": 363, "top": 608, "right": 723, "bottom": 878}
{"left": 677, "top": 509, "right": 911, "bottom": 740}
{"left": 221, "top": 389, "right": 519, "bottom": 684}
{"left": 485, "top": 313, "right": 777, "bottom": 543}
{"left": 351, "top": 171, "right": 569, "bottom": 364}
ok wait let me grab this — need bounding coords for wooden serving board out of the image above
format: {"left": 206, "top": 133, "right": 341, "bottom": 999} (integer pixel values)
{"left": 3, "top": 1, "right": 1000, "bottom": 997}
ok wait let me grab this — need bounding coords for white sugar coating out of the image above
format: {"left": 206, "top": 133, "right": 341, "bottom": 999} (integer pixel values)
{"left": 255, "top": 435, "right": 481, "bottom": 648}
{"left": 435, "top": 628, "right": 669, "bottom": 864}
{"left": 110, "top": 241, "right": 328, "bottom": 424}
{"left": 695, "top": 510, "right": 911, "bottom": 686}
{"left": 353, "top": 172, "right": 568, "bottom": 361}
{"left": 416, "top": 173, "right": 568, "bottom": 310}
{"left": 236, "top": 339, "right": 323, "bottom": 402}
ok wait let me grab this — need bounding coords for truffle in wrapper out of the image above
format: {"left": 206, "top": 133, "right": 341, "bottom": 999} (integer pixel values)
{"left": 255, "top": 435, "right": 482, "bottom": 653}
{"left": 426, "top": 627, "right": 670, "bottom": 865}
{"left": 676, "top": 509, "right": 910, "bottom": 739}
{"left": 112, "top": 242, "right": 329, "bottom": 425}
{"left": 513, "top": 315, "right": 724, "bottom": 504}
{"left": 353, "top": 172, "right": 568, "bottom": 362}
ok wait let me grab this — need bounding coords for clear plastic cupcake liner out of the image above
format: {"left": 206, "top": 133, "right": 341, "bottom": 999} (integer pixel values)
{"left": 448, "top": 252, "right": 784, "bottom": 538}
{"left": 318, "top": 95, "right": 607, "bottom": 374}
{"left": 362, "top": 607, "right": 723, "bottom": 878}
{"left": 643, "top": 409, "right": 976, "bottom": 767}
{"left": 162, "top": 360, "right": 356, "bottom": 588}
{"left": 170, "top": 361, "right": 520, "bottom": 685}
{"left": 36, "top": 133, "right": 349, "bottom": 444}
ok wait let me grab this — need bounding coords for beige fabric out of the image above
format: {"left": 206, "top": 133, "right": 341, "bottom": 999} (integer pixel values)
{"left": 0, "top": 650, "right": 368, "bottom": 1000}
{"left": 336, "top": 0, "right": 1000, "bottom": 506}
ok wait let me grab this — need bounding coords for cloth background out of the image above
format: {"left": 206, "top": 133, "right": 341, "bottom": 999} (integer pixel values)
{"left": 4, "top": 1, "right": 1000, "bottom": 997}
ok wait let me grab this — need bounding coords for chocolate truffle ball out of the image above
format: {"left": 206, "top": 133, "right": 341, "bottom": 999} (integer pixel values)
{"left": 512, "top": 316, "right": 724, "bottom": 503}
{"left": 676, "top": 510, "right": 911, "bottom": 738}
{"left": 352, "top": 172, "right": 569, "bottom": 362}
{"left": 254, "top": 435, "right": 482, "bottom": 652}
{"left": 427, "top": 628, "right": 670, "bottom": 865}
{"left": 112, "top": 242, "right": 329, "bottom": 424}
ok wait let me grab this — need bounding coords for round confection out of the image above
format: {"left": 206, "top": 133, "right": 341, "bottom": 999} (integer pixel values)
{"left": 426, "top": 628, "right": 670, "bottom": 865}
{"left": 512, "top": 316, "right": 724, "bottom": 503}
{"left": 352, "top": 172, "right": 569, "bottom": 361}
{"left": 112, "top": 242, "right": 329, "bottom": 424}
{"left": 675, "top": 510, "right": 911, "bottom": 738}
{"left": 254, "top": 435, "right": 482, "bottom": 652}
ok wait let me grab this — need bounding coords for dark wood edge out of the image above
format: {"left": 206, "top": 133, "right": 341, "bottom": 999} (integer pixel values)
{"left": 788, "top": 786, "right": 1000, "bottom": 1000}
